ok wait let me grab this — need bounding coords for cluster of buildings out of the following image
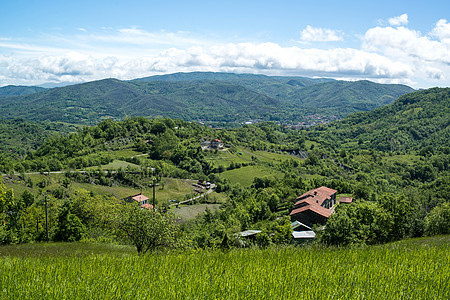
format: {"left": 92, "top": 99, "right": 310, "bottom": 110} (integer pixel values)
{"left": 289, "top": 186, "right": 352, "bottom": 240}
{"left": 130, "top": 185, "right": 352, "bottom": 243}
{"left": 238, "top": 186, "right": 353, "bottom": 243}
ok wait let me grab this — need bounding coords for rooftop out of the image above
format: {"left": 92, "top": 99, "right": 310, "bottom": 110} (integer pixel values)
{"left": 295, "top": 186, "right": 337, "bottom": 207}
{"left": 290, "top": 204, "right": 332, "bottom": 218}
{"left": 140, "top": 203, "right": 154, "bottom": 210}
{"left": 130, "top": 193, "right": 150, "bottom": 202}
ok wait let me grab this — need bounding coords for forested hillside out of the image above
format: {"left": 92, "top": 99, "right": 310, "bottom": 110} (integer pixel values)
{"left": 313, "top": 87, "right": 450, "bottom": 151}
{"left": 0, "top": 85, "right": 46, "bottom": 97}
{"left": 0, "top": 119, "right": 76, "bottom": 157}
{"left": 0, "top": 72, "right": 414, "bottom": 125}
{"left": 0, "top": 87, "right": 448, "bottom": 248}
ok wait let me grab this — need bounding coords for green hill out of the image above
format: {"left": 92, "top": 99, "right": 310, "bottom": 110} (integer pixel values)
{"left": 314, "top": 87, "right": 450, "bottom": 151}
{"left": 0, "top": 72, "right": 414, "bottom": 125}
{"left": 0, "top": 85, "right": 46, "bottom": 97}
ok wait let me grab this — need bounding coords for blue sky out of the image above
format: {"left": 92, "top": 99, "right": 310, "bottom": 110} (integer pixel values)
{"left": 1, "top": 0, "right": 449, "bottom": 88}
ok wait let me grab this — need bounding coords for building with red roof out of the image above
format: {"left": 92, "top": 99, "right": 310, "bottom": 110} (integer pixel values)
{"left": 290, "top": 186, "right": 337, "bottom": 227}
{"left": 126, "top": 193, "right": 153, "bottom": 210}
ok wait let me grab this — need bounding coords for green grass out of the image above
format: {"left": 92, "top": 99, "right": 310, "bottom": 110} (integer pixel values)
{"left": 219, "top": 165, "right": 283, "bottom": 186}
{"left": 171, "top": 203, "right": 221, "bottom": 220}
{"left": 71, "top": 178, "right": 195, "bottom": 203}
{"left": 0, "top": 236, "right": 448, "bottom": 299}
{"left": 86, "top": 159, "right": 140, "bottom": 171}
{"left": 2, "top": 174, "right": 195, "bottom": 205}
{"left": 109, "top": 149, "right": 142, "bottom": 159}
{"left": 205, "top": 148, "right": 303, "bottom": 169}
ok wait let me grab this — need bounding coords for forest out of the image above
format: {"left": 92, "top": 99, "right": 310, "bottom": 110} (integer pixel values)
{"left": 0, "top": 72, "right": 413, "bottom": 126}
{"left": 0, "top": 87, "right": 448, "bottom": 251}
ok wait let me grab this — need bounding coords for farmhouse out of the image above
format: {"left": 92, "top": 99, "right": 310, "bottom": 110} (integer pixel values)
{"left": 289, "top": 186, "right": 337, "bottom": 227}
{"left": 126, "top": 193, "right": 154, "bottom": 210}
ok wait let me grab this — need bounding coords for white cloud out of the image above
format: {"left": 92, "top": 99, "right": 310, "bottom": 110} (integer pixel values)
{"left": 300, "top": 25, "right": 344, "bottom": 42}
{"left": 1, "top": 42, "right": 414, "bottom": 86}
{"left": 362, "top": 24, "right": 450, "bottom": 64}
{"left": 430, "top": 19, "right": 450, "bottom": 41}
{"left": 1, "top": 19, "right": 450, "bottom": 88}
{"left": 388, "top": 14, "right": 408, "bottom": 26}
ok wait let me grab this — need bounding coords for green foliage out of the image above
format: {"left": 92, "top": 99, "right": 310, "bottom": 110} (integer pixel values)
{"left": 318, "top": 201, "right": 394, "bottom": 245}
{"left": 0, "top": 74, "right": 412, "bottom": 125}
{"left": 114, "top": 203, "right": 181, "bottom": 254}
{"left": 425, "top": 202, "right": 450, "bottom": 235}
{"left": 315, "top": 88, "right": 450, "bottom": 151}
{"left": 54, "top": 201, "right": 86, "bottom": 242}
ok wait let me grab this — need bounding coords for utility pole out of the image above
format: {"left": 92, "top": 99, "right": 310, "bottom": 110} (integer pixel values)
{"left": 45, "top": 193, "right": 49, "bottom": 242}
{"left": 152, "top": 178, "right": 156, "bottom": 209}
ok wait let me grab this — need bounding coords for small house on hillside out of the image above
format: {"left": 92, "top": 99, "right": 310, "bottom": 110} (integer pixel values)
{"left": 126, "top": 193, "right": 153, "bottom": 210}
{"left": 290, "top": 186, "right": 337, "bottom": 227}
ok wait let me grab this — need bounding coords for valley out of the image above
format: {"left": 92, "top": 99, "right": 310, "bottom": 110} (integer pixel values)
{"left": 0, "top": 73, "right": 448, "bottom": 299}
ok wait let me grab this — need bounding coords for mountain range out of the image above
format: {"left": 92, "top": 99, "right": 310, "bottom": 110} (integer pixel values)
{"left": 0, "top": 72, "right": 414, "bottom": 125}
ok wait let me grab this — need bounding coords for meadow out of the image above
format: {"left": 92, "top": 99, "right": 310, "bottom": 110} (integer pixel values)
{"left": 0, "top": 235, "right": 448, "bottom": 299}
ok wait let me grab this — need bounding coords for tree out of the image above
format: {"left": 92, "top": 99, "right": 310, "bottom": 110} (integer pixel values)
{"left": 54, "top": 201, "right": 86, "bottom": 242}
{"left": 318, "top": 201, "right": 394, "bottom": 245}
{"left": 115, "top": 203, "right": 180, "bottom": 254}
{"left": 425, "top": 202, "right": 450, "bottom": 235}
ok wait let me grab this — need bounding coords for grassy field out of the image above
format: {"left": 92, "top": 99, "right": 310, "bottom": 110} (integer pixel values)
{"left": 2, "top": 174, "right": 195, "bottom": 205}
{"left": 85, "top": 159, "right": 141, "bottom": 171}
{"left": 220, "top": 165, "right": 284, "bottom": 187}
{"left": 171, "top": 203, "right": 222, "bottom": 220}
{"left": 0, "top": 236, "right": 448, "bottom": 299}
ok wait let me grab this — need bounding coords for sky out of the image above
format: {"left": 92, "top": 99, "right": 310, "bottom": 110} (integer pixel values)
{"left": 1, "top": 0, "right": 450, "bottom": 89}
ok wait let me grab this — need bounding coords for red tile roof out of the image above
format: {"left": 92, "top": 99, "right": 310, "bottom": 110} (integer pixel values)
{"left": 131, "top": 194, "right": 149, "bottom": 202}
{"left": 290, "top": 204, "right": 332, "bottom": 218}
{"left": 141, "top": 203, "right": 154, "bottom": 210}
{"left": 295, "top": 186, "right": 337, "bottom": 207}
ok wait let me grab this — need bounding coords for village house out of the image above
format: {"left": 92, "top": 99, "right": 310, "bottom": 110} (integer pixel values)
{"left": 289, "top": 186, "right": 337, "bottom": 227}
{"left": 126, "top": 193, "right": 154, "bottom": 210}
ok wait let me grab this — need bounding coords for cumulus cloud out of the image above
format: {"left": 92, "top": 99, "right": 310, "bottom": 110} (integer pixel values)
{"left": 1, "top": 19, "right": 450, "bottom": 88}
{"left": 388, "top": 14, "right": 408, "bottom": 26}
{"left": 430, "top": 19, "right": 450, "bottom": 41}
{"left": 300, "top": 25, "right": 344, "bottom": 42}
{"left": 361, "top": 18, "right": 450, "bottom": 83}
{"left": 363, "top": 21, "right": 450, "bottom": 65}
{"left": 1, "top": 41, "right": 414, "bottom": 86}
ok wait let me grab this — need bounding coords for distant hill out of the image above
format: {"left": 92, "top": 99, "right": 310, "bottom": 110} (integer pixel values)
{"left": 0, "top": 72, "right": 414, "bottom": 125}
{"left": 315, "top": 87, "right": 450, "bottom": 151}
{"left": 0, "top": 85, "right": 46, "bottom": 97}
{"left": 291, "top": 80, "right": 413, "bottom": 113}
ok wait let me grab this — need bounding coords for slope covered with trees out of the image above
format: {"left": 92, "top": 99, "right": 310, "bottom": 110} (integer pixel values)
{"left": 0, "top": 72, "right": 414, "bottom": 125}
{"left": 313, "top": 87, "right": 450, "bottom": 151}
{"left": 0, "top": 85, "right": 46, "bottom": 97}
{"left": 0, "top": 87, "right": 447, "bottom": 249}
